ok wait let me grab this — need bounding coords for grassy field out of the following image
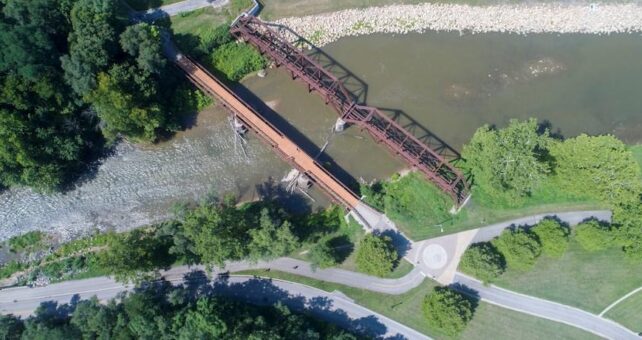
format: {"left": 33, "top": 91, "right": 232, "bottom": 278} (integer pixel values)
{"left": 234, "top": 270, "right": 600, "bottom": 340}
{"left": 493, "top": 240, "right": 642, "bottom": 314}
{"left": 604, "top": 290, "right": 642, "bottom": 333}
{"left": 169, "top": 7, "right": 231, "bottom": 39}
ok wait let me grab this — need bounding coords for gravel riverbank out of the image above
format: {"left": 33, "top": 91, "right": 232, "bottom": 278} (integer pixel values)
{"left": 274, "top": 3, "right": 642, "bottom": 46}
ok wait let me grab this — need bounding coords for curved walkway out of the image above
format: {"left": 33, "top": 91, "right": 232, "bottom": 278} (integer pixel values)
{"left": 454, "top": 273, "right": 640, "bottom": 340}
{"left": 0, "top": 270, "right": 428, "bottom": 339}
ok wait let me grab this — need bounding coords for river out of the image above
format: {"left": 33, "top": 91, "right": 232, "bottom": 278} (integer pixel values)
{"left": 1, "top": 31, "right": 641, "bottom": 240}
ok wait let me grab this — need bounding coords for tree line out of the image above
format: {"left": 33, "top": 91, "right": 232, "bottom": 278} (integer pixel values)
{"left": 0, "top": 282, "right": 358, "bottom": 339}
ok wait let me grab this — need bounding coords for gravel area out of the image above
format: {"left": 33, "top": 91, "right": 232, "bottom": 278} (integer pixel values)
{"left": 274, "top": 3, "right": 642, "bottom": 46}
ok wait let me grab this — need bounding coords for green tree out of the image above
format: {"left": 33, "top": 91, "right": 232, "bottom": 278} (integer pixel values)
{"left": 308, "top": 238, "right": 338, "bottom": 269}
{"left": 422, "top": 287, "right": 474, "bottom": 336}
{"left": 550, "top": 134, "right": 642, "bottom": 211}
{"left": 462, "top": 119, "right": 550, "bottom": 204}
{"left": 172, "top": 298, "right": 227, "bottom": 339}
{"left": 355, "top": 234, "right": 398, "bottom": 277}
{"left": 89, "top": 64, "right": 165, "bottom": 141}
{"left": 492, "top": 228, "right": 542, "bottom": 271}
{"left": 120, "top": 23, "right": 166, "bottom": 74}
{"left": 70, "top": 297, "right": 120, "bottom": 339}
{"left": 459, "top": 242, "right": 505, "bottom": 284}
{"left": 531, "top": 218, "right": 570, "bottom": 258}
{"left": 575, "top": 220, "right": 615, "bottom": 252}
{"left": 247, "top": 209, "right": 299, "bottom": 262}
{"left": 98, "top": 229, "right": 173, "bottom": 283}
{"left": 0, "top": 314, "right": 24, "bottom": 340}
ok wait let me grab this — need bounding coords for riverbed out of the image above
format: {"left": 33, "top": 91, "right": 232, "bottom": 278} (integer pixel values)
{"left": 1, "top": 30, "right": 641, "bottom": 241}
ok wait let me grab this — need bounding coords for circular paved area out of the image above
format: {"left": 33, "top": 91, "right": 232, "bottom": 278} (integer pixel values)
{"left": 422, "top": 244, "right": 448, "bottom": 270}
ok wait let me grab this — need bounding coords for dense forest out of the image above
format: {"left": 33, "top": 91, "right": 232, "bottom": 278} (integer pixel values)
{"left": 0, "top": 0, "right": 202, "bottom": 192}
{"left": 0, "top": 283, "right": 359, "bottom": 339}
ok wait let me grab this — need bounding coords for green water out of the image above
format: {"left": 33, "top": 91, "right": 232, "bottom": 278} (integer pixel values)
{"left": 243, "top": 31, "right": 642, "bottom": 182}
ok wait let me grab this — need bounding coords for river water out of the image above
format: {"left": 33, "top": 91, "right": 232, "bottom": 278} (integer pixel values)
{"left": 1, "top": 31, "right": 641, "bottom": 240}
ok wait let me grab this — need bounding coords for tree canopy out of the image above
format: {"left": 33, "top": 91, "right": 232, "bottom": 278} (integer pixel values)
{"left": 492, "top": 228, "right": 542, "bottom": 271}
{"left": 422, "top": 287, "right": 474, "bottom": 336}
{"left": 459, "top": 242, "right": 505, "bottom": 284}
{"left": 355, "top": 234, "right": 398, "bottom": 277}
{"left": 530, "top": 218, "right": 570, "bottom": 258}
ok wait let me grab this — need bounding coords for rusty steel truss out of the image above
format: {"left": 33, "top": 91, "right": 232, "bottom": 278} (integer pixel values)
{"left": 231, "top": 16, "right": 470, "bottom": 205}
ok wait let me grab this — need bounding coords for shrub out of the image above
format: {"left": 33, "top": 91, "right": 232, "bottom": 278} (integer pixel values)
{"left": 531, "top": 218, "right": 570, "bottom": 258}
{"left": 355, "top": 234, "right": 398, "bottom": 277}
{"left": 211, "top": 42, "right": 265, "bottom": 81}
{"left": 459, "top": 242, "right": 505, "bottom": 283}
{"left": 575, "top": 220, "right": 615, "bottom": 252}
{"left": 422, "top": 287, "right": 474, "bottom": 336}
{"left": 8, "top": 231, "right": 46, "bottom": 253}
{"left": 492, "top": 228, "right": 542, "bottom": 271}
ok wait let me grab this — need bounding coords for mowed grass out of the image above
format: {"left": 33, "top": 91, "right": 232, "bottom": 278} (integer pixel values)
{"left": 494, "top": 240, "right": 642, "bottom": 314}
{"left": 632, "top": 145, "right": 642, "bottom": 173}
{"left": 170, "top": 7, "right": 231, "bottom": 39}
{"left": 233, "top": 270, "right": 600, "bottom": 340}
{"left": 604, "top": 290, "right": 642, "bottom": 333}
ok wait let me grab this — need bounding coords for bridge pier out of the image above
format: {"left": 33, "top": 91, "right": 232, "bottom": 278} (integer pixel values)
{"left": 334, "top": 117, "right": 346, "bottom": 132}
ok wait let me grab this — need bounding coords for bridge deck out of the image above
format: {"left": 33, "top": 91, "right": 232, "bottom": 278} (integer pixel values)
{"left": 174, "top": 55, "right": 360, "bottom": 209}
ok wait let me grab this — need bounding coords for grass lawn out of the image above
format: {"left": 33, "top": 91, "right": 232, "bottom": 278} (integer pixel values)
{"left": 169, "top": 7, "right": 231, "bottom": 39}
{"left": 493, "top": 240, "right": 642, "bottom": 314}
{"left": 126, "top": 0, "right": 183, "bottom": 11}
{"left": 233, "top": 270, "right": 600, "bottom": 339}
{"left": 369, "top": 172, "right": 603, "bottom": 241}
{"left": 604, "top": 289, "right": 642, "bottom": 333}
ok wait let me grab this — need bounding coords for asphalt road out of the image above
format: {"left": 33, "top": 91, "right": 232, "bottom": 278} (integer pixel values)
{"left": 453, "top": 273, "right": 640, "bottom": 340}
{"left": 0, "top": 270, "right": 428, "bottom": 339}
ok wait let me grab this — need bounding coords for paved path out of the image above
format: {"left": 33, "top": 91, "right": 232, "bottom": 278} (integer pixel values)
{"left": 406, "top": 210, "right": 611, "bottom": 284}
{"left": 0, "top": 269, "right": 428, "bottom": 339}
{"left": 135, "top": 0, "right": 228, "bottom": 21}
{"left": 453, "top": 273, "right": 640, "bottom": 340}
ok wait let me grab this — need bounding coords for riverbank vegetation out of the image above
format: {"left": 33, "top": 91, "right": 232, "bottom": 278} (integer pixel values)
{"left": 236, "top": 270, "right": 601, "bottom": 340}
{"left": 0, "top": 282, "right": 357, "bottom": 338}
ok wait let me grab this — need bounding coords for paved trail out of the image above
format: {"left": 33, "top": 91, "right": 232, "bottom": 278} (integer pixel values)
{"left": 454, "top": 273, "right": 640, "bottom": 340}
{"left": 135, "top": 0, "right": 228, "bottom": 21}
{"left": 0, "top": 269, "right": 428, "bottom": 339}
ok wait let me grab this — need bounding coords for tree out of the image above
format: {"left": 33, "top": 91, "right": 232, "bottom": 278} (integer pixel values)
{"left": 171, "top": 298, "right": 227, "bottom": 339}
{"left": 0, "top": 314, "right": 24, "bottom": 340}
{"left": 355, "top": 234, "right": 398, "bottom": 277}
{"left": 492, "top": 228, "right": 542, "bottom": 271}
{"left": 61, "top": 0, "right": 119, "bottom": 97}
{"left": 575, "top": 220, "right": 615, "bottom": 252}
{"left": 308, "top": 238, "right": 338, "bottom": 269}
{"left": 89, "top": 64, "right": 165, "bottom": 141}
{"left": 120, "top": 23, "right": 166, "bottom": 74}
{"left": 247, "top": 209, "right": 299, "bottom": 262}
{"left": 70, "top": 297, "right": 119, "bottom": 339}
{"left": 530, "top": 218, "right": 570, "bottom": 258}
{"left": 459, "top": 242, "right": 505, "bottom": 284}
{"left": 422, "top": 287, "right": 474, "bottom": 336}
{"left": 462, "top": 119, "right": 550, "bottom": 204}
{"left": 550, "top": 134, "right": 642, "bottom": 211}
{"left": 98, "top": 229, "right": 173, "bottom": 283}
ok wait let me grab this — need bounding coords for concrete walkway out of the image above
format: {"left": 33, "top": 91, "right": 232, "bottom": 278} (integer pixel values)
{"left": 0, "top": 272, "right": 428, "bottom": 339}
{"left": 454, "top": 273, "right": 640, "bottom": 340}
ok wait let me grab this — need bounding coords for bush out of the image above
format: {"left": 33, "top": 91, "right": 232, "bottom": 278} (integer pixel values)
{"left": 211, "top": 42, "right": 266, "bottom": 81}
{"left": 459, "top": 242, "right": 505, "bottom": 284}
{"left": 492, "top": 228, "right": 542, "bottom": 271}
{"left": 8, "top": 231, "right": 46, "bottom": 253}
{"left": 422, "top": 287, "right": 474, "bottom": 336}
{"left": 0, "top": 261, "right": 26, "bottom": 279}
{"left": 575, "top": 220, "right": 615, "bottom": 252}
{"left": 531, "top": 218, "right": 570, "bottom": 258}
{"left": 355, "top": 234, "right": 398, "bottom": 277}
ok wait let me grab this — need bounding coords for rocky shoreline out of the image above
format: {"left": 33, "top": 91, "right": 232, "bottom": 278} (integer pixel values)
{"left": 274, "top": 3, "right": 642, "bottom": 46}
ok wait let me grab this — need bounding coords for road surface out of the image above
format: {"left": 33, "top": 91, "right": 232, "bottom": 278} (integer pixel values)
{"left": 135, "top": 0, "right": 228, "bottom": 21}
{"left": 453, "top": 273, "right": 640, "bottom": 340}
{"left": 0, "top": 270, "right": 428, "bottom": 339}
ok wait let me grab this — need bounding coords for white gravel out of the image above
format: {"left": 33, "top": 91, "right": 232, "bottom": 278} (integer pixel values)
{"left": 274, "top": 3, "right": 642, "bottom": 46}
